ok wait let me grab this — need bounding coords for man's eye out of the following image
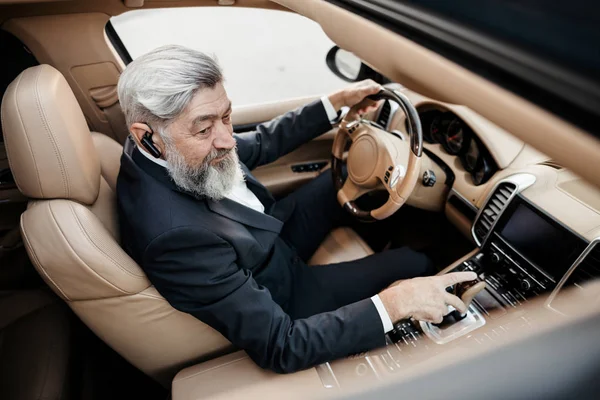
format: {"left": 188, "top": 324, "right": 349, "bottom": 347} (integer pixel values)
{"left": 197, "top": 127, "right": 210, "bottom": 136}
{"left": 223, "top": 115, "right": 232, "bottom": 124}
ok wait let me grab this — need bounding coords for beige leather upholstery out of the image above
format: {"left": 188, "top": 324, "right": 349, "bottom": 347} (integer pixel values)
{"left": 308, "top": 227, "right": 373, "bottom": 265}
{"left": 92, "top": 131, "right": 123, "bottom": 191}
{"left": 2, "top": 65, "right": 231, "bottom": 386}
{"left": 2, "top": 65, "right": 101, "bottom": 204}
{"left": 1, "top": 64, "right": 374, "bottom": 386}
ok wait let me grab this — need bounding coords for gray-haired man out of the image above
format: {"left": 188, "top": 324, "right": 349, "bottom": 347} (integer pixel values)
{"left": 117, "top": 45, "right": 476, "bottom": 373}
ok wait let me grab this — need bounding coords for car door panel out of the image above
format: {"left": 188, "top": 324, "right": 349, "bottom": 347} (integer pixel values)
{"left": 252, "top": 131, "right": 335, "bottom": 197}
{"left": 233, "top": 97, "right": 335, "bottom": 197}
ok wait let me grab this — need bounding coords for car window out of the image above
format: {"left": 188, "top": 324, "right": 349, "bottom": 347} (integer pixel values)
{"left": 110, "top": 7, "right": 348, "bottom": 107}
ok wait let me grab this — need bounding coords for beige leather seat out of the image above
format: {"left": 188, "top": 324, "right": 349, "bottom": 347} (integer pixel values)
{"left": 1, "top": 64, "right": 372, "bottom": 386}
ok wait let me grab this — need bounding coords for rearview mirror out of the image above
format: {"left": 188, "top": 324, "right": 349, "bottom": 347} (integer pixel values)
{"left": 326, "top": 46, "right": 389, "bottom": 84}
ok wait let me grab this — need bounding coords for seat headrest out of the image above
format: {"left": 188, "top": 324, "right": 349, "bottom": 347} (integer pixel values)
{"left": 1, "top": 65, "right": 101, "bottom": 204}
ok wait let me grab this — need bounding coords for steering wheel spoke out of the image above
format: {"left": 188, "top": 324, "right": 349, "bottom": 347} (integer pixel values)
{"left": 337, "top": 178, "right": 369, "bottom": 204}
{"left": 332, "top": 120, "right": 369, "bottom": 159}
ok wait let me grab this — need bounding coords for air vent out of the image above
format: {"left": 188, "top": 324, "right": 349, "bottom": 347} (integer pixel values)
{"left": 377, "top": 100, "right": 391, "bottom": 129}
{"left": 564, "top": 242, "right": 600, "bottom": 288}
{"left": 473, "top": 182, "right": 517, "bottom": 244}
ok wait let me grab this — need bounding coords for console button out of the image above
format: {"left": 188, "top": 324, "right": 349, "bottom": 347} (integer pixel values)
{"left": 491, "top": 252, "right": 501, "bottom": 264}
{"left": 422, "top": 170, "right": 436, "bottom": 187}
{"left": 520, "top": 279, "right": 532, "bottom": 291}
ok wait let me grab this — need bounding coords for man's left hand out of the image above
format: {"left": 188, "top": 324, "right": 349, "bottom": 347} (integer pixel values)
{"left": 328, "top": 79, "right": 383, "bottom": 115}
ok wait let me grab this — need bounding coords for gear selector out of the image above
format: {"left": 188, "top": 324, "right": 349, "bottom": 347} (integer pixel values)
{"left": 420, "top": 275, "right": 488, "bottom": 344}
{"left": 434, "top": 280, "right": 487, "bottom": 330}
{"left": 454, "top": 280, "right": 487, "bottom": 318}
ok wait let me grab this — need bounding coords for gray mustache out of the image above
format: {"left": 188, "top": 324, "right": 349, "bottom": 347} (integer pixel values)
{"left": 204, "top": 148, "right": 233, "bottom": 164}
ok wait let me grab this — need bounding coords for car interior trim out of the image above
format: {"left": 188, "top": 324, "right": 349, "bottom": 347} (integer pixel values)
{"left": 471, "top": 173, "right": 536, "bottom": 246}
{"left": 104, "top": 20, "right": 133, "bottom": 65}
{"left": 422, "top": 147, "right": 453, "bottom": 187}
{"left": 449, "top": 188, "right": 478, "bottom": 213}
{"left": 545, "top": 237, "right": 600, "bottom": 315}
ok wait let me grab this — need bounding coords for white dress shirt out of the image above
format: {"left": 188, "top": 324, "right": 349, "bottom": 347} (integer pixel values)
{"left": 137, "top": 97, "right": 394, "bottom": 334}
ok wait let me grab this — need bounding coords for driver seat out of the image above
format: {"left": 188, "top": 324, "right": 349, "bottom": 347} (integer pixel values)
{"left": 1, "top": 65, "right": 373, "bottom": 385}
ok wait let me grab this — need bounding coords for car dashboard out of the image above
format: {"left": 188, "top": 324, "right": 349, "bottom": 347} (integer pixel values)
{"left": 418, "top": 108, "right": 498, "bottom": 186}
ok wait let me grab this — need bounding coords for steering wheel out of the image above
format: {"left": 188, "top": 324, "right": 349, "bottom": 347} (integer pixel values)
{"left": 332, "top": 88, "right": 423, "bottom": 221}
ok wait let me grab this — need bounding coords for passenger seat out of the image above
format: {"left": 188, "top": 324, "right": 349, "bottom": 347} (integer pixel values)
{"left": 0, "top": 289, "right": 73, "bottom": 399}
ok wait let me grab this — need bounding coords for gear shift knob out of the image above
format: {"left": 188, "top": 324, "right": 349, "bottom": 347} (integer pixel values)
{"left": 430, "top": 279, "right": 487, "bottom": 331}
{"left": 454, "top": 280, "right": 487, "bottom": 317}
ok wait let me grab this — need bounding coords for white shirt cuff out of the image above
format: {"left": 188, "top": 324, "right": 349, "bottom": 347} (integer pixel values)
{"left": 371, "top": 294, "right": 394, "bottom": 333}
{"left": 320, "top": 96, "right": 339, "bottom": 123}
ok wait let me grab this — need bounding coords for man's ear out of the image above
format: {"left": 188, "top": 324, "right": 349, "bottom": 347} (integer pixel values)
{"left": 130, "top": 122, "right": 166, "bottom": 158}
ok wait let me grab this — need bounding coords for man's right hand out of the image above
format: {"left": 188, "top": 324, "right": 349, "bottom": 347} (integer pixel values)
{"left": 378, "top": 272, "right": 478, "bottom": 324}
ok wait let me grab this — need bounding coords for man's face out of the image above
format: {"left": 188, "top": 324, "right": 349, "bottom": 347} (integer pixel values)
{"left": 168, "top": 82, "right": 235, "bottom": 167}
{"left": 161, "top": 82, "right": 244, "bottom": 200}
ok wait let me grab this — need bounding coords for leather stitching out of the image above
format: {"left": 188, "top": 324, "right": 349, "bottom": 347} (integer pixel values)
{"left": 46, "top": 201, "right": 131, "bottom": 296}
{"left": 138, "top": 290, "right": 169, "bottom": 300}
{"left": 175, "top": 355, "right": 247, "bottom": 382}
{"left": 20, "top": 209, "right": 70, "bottom": 300}
{"left": 67, "top": 202, "right": 147, "bottom": 281}
{"left": 5, "top": 71, "right": 44, "bottom": 196}
{"left": 34, "top": 66, "right": 69, "bottom": 197}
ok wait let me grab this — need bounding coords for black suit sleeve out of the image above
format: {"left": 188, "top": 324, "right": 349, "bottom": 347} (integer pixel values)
{"left": 235, "top": 100, "right": 333, "bottom": 170}
{"left": 143, "top": 225, "right": 385, "bottom": 373}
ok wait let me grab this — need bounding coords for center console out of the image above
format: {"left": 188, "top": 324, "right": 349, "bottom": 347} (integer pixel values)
{"left": 413, "top": 174, "right": 593, "bottom": 347}
{"left": 452, "top": 192, "right": 587, "bottom": 308}
{"left": 322, "top": 173, "right": 596, "bottom": 389}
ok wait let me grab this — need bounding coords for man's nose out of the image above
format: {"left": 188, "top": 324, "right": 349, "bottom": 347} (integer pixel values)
{"left": 212, "top": 123, "right": 235, "bottom": 150}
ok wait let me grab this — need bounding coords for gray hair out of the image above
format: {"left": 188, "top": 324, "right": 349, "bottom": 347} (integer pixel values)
{"left": 117, "top": 44, "right": 223, "bottom": 137}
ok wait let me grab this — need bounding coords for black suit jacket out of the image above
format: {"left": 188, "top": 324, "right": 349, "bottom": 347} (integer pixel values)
{"left": 117, "top": 100, "right": 384, "bottom": 373}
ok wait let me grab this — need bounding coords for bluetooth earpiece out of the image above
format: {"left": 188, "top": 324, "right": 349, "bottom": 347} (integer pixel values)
{"left": 139, "top": 123, "right": 162, "bottom": 158}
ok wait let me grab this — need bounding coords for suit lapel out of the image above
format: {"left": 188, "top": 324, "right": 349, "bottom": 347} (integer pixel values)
{"left": 208, "top": 166, "right": 281, "bottom": 232}
{"left": 207, "top": 198, "right": 283, "bottom": 233}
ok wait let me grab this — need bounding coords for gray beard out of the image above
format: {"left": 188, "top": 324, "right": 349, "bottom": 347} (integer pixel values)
{"left": 164, "top": 145, "right": 244, "bottom": 201}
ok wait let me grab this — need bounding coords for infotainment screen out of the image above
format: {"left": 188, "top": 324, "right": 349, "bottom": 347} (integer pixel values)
{"left": 499, "top": 201, "right": 583, "bottom": 279}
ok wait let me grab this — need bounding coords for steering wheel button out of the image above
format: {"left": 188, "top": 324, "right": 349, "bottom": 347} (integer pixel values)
{"left": 390, "top": 165, "right": 406, "bottom": 188}
{"left": 346, "top": 120, "right": 360, "bottom": 134}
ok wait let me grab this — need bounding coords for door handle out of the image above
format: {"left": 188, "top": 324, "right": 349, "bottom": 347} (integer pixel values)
{"left": 90, "top": 86, "right": 119, "bottom": 108}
